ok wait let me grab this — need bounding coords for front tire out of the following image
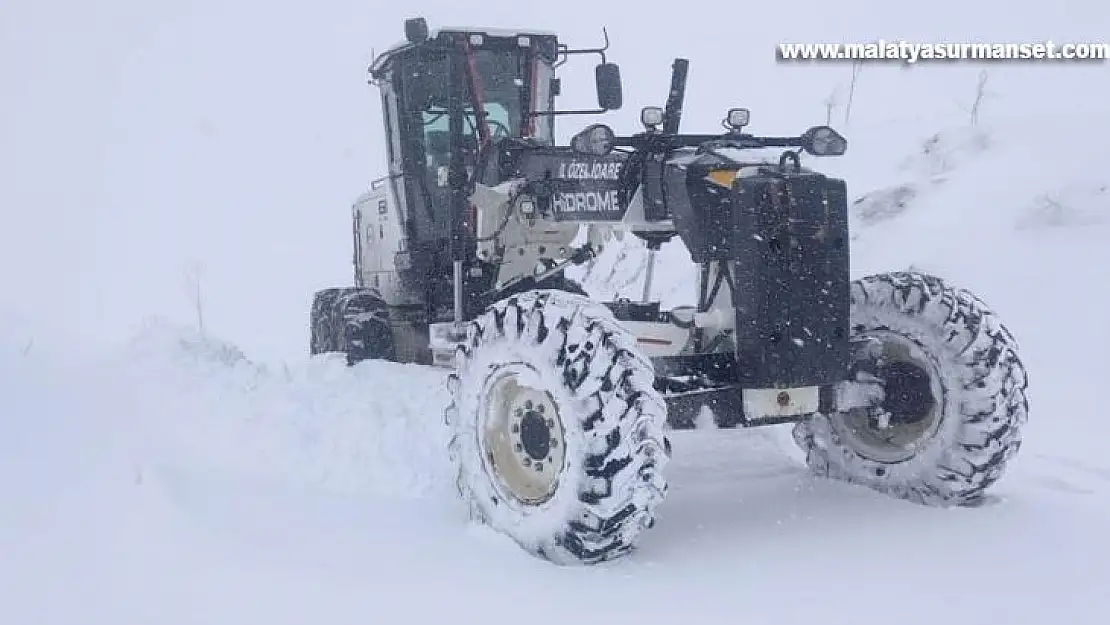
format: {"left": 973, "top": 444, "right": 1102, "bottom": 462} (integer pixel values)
{"left": 445, "top": 290, "right": 669, "bottom": 565}
{"left": 792, "top": 272, "right": 1029, "bottom": 506}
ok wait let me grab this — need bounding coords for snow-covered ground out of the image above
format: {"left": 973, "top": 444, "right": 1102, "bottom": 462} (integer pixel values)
{"left": 5, "top": 110, "right": 1110, "bottom": 624}
{"left": 4, "top": 1, "right": 1110, "bottom": 623}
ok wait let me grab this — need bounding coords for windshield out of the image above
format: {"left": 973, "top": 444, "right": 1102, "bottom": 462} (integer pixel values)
{"left": 404, "top": 45, "right": 554, "bottom": 190}
{"left": 420, "top": 102, "right": 510, "bottom": 184}
{"left": 388, "top": 42, "right": 556, "bottom": 242}
{"left": 407, "top": 46, "right": 550, "bottom": 148}
{"left": 420, "top": 102, "right": 512, "bottom": 146}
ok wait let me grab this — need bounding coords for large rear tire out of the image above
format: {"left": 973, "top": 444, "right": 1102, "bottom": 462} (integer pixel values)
{"left": 310, "top": 287, "right": 345, "bottom": 353}
{"left": 445, "top": 289, "right": 669, "bottom": 565}
{"left": 792, "top": 272, "right": 1029, "bottom": 506}
{"left": 309, "top": 287, "right": 395, "bottom": 365}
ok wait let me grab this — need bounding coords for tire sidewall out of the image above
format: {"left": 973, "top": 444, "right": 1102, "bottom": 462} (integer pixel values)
{"left": 799, "top": 272, "right": 1027, "bottom": 503}
{"left": 825, "top": 298, "right": 961, "bottom": 486}
{"left": 310, "top": 287, "right": 345, "bottom": 353}
{"left": 447, "top": 289, "right": 667, "bottom": 563}
{"left": 453, "top": 337, "right": 592, "bottom": 548}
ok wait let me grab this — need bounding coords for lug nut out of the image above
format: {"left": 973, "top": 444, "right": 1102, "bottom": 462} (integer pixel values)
{"left": 511, "top": 423, "right": 519, "bottom": 434}
{"left": 515, "top": 408, "right": 523, "bottom": 418}
{"left": 514, "top": 443, "right": 523, "bottom": 453}
{"left": 525, "top": 400, "right": 533, "bottom": 410}
{"left": 545, "top": 418, "right": 554, "bottom": 428}
{"left": 550, "top": 438, "right": 558, "bottom": 448}
{"left": 523, "top": 457, "right": 532, "bottom": 467}
{"left": 535, "top": 462, "right": 543, "bottom": 472}
{"left": 537, "top": 404, "right": 545, "bottom": 414}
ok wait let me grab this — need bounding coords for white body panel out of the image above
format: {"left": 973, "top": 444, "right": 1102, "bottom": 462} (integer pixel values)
{"left": 742, "top": 387, "right": 821, "bottom": 420}
{"left": 429, "top": 318, "right": 693, "bottom": 367}
{"left": 353, "top": 178, "right": 419, "bottom": 307}
{"left": 471, "top": 184, "right": 581, "bottom": 289}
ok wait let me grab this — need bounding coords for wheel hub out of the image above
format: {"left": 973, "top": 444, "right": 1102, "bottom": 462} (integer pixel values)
{"left": 878, "top": 360, "right": 934, "bottom": 426}
{"left": 519, "top": 408, "right": 552, "bottom": 461}
{"left": 833, "top": 331, "right": 946, "bottom": 464}
{"left": 479, "top": 364, "right": 566, "bottom": 506}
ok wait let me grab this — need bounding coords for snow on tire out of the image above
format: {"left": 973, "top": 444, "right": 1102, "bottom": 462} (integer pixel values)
{"left": 445, "top": 289, "right": 669, "bottom": 565}
{"left": 792, "top": 271, "right": 1029, "bottom": 506}
{"left": 310, "top": 288, "right": 345, "bottom": 354}
{"left": 309, "top": 287, "right": 393, "bottom": 364}
{"left": 335, "top": 289, "right": 394, "bottom": 364}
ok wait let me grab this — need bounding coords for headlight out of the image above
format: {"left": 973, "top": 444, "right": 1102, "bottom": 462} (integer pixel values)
{"left": 726, "top": 108, "right": 750, "bottom": 129}
{"left": 518, "top": 195, "right": 537, "bottom": 217}
{"left": 641, "top": 106, "right": 664, "bottom": 127}
{"left": 570, "top": 124, "right": 615, "bottom": 156}
{"left": 802, "top": 125, "right": 848, "bottom": 156}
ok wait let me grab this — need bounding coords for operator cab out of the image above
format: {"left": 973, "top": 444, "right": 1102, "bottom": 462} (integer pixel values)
{"left": 367, "top": 21, "right": 569, "bottom": 319}
{"left": 364, "top": 18, "right": 623, "bottom": 325}
{"left": 369, "top": 23, "right": 559, "bottom": 240}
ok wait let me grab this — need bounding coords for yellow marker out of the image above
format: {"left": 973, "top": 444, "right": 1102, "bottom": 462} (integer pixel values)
{"left": 705, "top": 169, "right": 738, "bottom": 188}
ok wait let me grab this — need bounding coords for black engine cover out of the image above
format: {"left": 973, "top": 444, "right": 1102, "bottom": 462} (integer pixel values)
{"left": 677, "top": 166, "right": 852, "bottom": 388}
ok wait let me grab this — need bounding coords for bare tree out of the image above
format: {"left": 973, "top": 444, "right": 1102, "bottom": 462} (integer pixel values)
{"left": 184, "top": 262, "right": 206, "bottom": 334}
{"left": 970, "top": 70, "right": 989, "bottom": 125}
{"left": 823, "top": 89, "right": 840, "bottom": 125}
{"left": 844, "top": 60, "right": 863, "bottom": 125}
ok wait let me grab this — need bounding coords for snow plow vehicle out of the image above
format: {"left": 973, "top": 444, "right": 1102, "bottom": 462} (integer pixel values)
{"left": 310, "top": 18, "right": 1030, "bottom": 565}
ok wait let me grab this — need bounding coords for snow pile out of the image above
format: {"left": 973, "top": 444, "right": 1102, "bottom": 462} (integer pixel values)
{"left": 6, "top": 315, "right": 455, "bottom": 510}
{"left": 568, "top": 232, "right": 697, "bottom": 307}
{"left": 108, "top": 320, "right": 456, "bottom": 500}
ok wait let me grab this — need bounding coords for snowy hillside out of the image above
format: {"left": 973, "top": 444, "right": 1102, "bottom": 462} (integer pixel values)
{"left": 4, "top": 0, "right": 1110, "bottom": 623}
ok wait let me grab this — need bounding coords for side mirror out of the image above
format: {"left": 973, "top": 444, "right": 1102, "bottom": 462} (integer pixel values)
{"left": 595, "top": 63, "right": 623, "bottom": 111}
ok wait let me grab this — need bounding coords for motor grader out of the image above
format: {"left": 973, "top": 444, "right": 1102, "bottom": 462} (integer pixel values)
{"left": 309, "top": 17, "right": 1029, "bottom": 565}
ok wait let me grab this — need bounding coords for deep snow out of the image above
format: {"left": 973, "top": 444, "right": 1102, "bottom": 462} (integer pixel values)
{"left": 5, "top": 110, "right": 1110, "bottom": 624}
{"left": 4, "top": 1, "right": 1110, "bottom": 623}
